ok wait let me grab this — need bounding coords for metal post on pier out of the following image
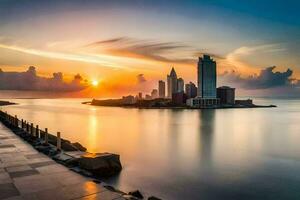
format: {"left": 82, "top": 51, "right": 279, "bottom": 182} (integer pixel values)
{"left": 26, "top": 122, "right": 28, "bottom": 132}
{"left": 57, "top": 132, "right": 61, "bottom": 151}
{"left": 45, "top": 128, "right": 48, "bottom": 145}
{"left": 14, "top": 115, "right": 18, "bottom": 127}
{"left": 30, "top": 123, "right": 34, "bottom": 136}
{"left": 36, "top": 125, "right": 39, "bottom": 138}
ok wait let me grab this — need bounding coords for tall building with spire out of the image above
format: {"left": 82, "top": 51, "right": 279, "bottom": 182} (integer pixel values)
{"left": 167, "top": 67, "right": 178, "bottom": 98}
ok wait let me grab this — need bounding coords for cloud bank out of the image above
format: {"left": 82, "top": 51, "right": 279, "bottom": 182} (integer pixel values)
{"left": 220, "top": 66, "right": 294, "bottom": 89}
{"left": 0, "top": 66, "right": 86, "bottom": 91}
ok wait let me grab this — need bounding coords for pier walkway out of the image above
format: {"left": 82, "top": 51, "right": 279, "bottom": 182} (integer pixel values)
{"left": 0, "top": 123, "right": 125, "bottom": 200}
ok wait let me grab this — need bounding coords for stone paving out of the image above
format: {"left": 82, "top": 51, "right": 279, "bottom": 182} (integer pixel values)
{"left": 0, "top": 123, "right": 125, "bottom": 200}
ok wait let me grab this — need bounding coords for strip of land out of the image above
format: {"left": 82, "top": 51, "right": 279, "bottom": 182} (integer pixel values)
{"left": 0, "top": 101, "right": 16, "bottom": 106}
{"left": 85, "top": 98, "right": 276, "bottom": 109}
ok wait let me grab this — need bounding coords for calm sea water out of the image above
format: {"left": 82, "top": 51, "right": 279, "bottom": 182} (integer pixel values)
{"left": 1, "top": 98, "right": 300, "bottom": 200}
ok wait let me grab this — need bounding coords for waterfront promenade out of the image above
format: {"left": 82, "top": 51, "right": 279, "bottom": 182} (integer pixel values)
{"left": 0, "top": 123, "right": 125, "bottom": 200}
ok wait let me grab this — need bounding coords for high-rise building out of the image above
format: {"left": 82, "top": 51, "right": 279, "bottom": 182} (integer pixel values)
{"left": 197, "top": 55, "right": 217, "bottom": 98}
{"left": 151, "top": 89, "right": 158, "bottom": 99}
{"left": 158, "top": 80, "right": 165, "bottom": 98}
{"left": 177, "top": 78, "right": 184, "bottom": 92}
{"left": 187, "top": 55, "right": 219, "bottom": 108}
{"left": 185, "top": 82, "right": 197, "bottom": 99}
{"left": 167, "top": 67, "right": 178, "bottom": 98}
{"left": 217, "top": 86, "right": 235, "bottom": 105}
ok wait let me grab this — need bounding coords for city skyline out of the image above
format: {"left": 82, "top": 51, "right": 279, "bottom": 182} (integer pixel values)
{"left": 0, "top": 0, "right": 300, "bottom": 97}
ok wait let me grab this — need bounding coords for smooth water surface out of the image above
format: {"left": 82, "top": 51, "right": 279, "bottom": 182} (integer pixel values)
{"left": 1, "top": 98, "right": 300, "bottom": 199}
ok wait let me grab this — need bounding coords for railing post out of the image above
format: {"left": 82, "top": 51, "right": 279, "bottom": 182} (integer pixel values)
{"left": 14, "top": 115, "right": 18, "bottom": 127}
{"left": 57, "top": 132, "right": 61, "bottom": 151}
{"left": 26, "top": 122, "right": 29, "bottom": 132}
{"left": 45, "top": 128, "right": 48, "bottom": 145}
{"left": 21, "top": 119, "right": 24, "bottom": 129}
{"left": 36, "top": 125, "right": 39, "bottom": 138}
{"left": 30, "top": 123, "right": 34, "bottom": 136}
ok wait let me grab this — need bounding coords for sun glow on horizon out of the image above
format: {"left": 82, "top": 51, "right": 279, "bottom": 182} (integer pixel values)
{"left": 91, "top": 80, "right": 99, "bottom": 87}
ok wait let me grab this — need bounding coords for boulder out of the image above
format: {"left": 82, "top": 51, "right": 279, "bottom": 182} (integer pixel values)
{"left": 128, "top": 190, "right": 143, "bottom": 199}
{"left": 61, "top": 141, "right": 78, "bottom": 151}
{"left": 71, "top": 142, "right": 87, "bottom": 151}
{"left": 78, "top": 153, "right": 122, "bottom": 177}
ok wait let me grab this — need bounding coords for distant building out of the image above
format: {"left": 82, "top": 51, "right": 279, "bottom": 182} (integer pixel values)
{"left": 197, "top": 55, "right": 217, "bottom": 98}
{"left": 217, "top": 86, "right": 235, "bottom": 105}
{"left": 158, "top": 80, "right": 165, "bottom": 98}
{"left": 177, "top": 78, "right": 184, "bottom": 92}
{"left": 122, "top": 95, "right": 135, "bottom": 104}
{"left": 172, "top": 91, "right": 187, "bottom": 105}
{"left": 167, "top": 67, "right": 178, "bottom": 98}
{"left": 145, "top": 94, "right": 152, "bottom": 100}
{"left": 138, "top": 92, "right": 143, "bottom": 100}
{"left": 185, "top": 82, "right": 197, "bottom": 99}
{"left": 151, "top": 89, "right": 158, "bottom": 99}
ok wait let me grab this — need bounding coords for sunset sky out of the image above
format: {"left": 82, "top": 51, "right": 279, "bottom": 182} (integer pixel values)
{"left": 0, "top": 0, "right": 300, "bottom": 97}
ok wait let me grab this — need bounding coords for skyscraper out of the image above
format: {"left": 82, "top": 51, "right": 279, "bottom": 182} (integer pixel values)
{"left": 185, "top": 82, "right": 197, "bottom": 99}
{"left": 197, "top": 55, "right": 217, "bottom": 98}
{"left": 187, "top": 55, "right": 219, "bottom": 108}
{"left": 167, "top": 67, "right": 178, "bottom": 98}
{"left": 177, "top": 78, "right": 184, "bottom": 92}
{"left": 158, "top": 80, "right": 165, "bottom": 98}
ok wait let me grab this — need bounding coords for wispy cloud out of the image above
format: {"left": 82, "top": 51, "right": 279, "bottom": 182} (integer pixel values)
{"left": 218, "top": 43, "right": 288, "bottom": 75}
{"left": 85, "top": 37, "right": 197, "bottom": 64}
{"left": 0, "top": 43, "right": 126, "bottom": 69}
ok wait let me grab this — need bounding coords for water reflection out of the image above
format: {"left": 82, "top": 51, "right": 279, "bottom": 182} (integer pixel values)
{"left": 198, "top": 110, "right": 215, "bottom": 168}
{"left": 3, "top": 98, "right": 300, "bottom": 199}
{"left": 87, "top": 111, "right": 98, "bottom": 153}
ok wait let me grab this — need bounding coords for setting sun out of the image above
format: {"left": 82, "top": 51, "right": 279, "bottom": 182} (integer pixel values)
{"left": 91, "top": 80, "right": 99, "bottom": 87}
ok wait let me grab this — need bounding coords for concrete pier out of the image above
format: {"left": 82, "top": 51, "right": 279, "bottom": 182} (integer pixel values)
{"left": 0, "top": 123, "right": 125, "bottom": 200}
